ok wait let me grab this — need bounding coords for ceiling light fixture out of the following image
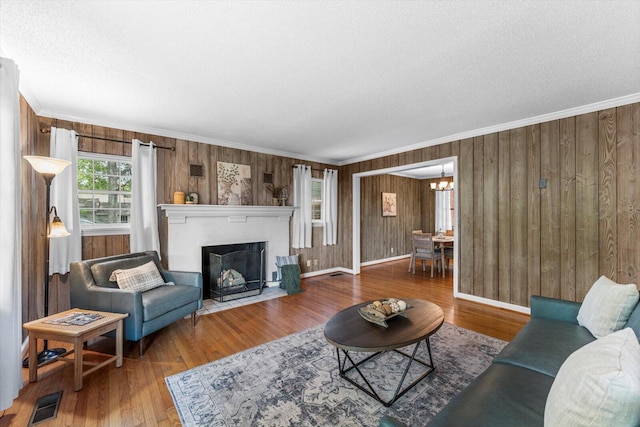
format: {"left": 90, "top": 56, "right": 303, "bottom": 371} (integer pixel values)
{"left": 430, "top": 165, "right": 453, "bottom": 191}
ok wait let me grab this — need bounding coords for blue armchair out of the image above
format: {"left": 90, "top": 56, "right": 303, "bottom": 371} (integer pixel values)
{"left": 70, "top": 251, "right": 202, "bottom": 355}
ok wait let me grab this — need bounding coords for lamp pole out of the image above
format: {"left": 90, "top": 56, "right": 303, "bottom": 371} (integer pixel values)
{"left": 42, "top": 174, "right": 55, "bottom": 319}
{"left": 23, "top": 156, "right": 71, "bottom": 366}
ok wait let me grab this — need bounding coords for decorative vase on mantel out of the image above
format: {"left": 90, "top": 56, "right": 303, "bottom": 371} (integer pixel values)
{"left": 173, "top": 191, "right": 185, "bottom": 204}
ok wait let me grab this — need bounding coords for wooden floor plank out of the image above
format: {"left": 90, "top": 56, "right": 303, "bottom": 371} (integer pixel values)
{"left": 1, "top": 260, "right": 529, "bottom": 425}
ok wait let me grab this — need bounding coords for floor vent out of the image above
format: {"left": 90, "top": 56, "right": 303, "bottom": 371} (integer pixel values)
{"left": 329, "top": 272, "right": 344, "bottom": 276}
{"left": 29, "top": 391, "right": 62, "bottom": 426}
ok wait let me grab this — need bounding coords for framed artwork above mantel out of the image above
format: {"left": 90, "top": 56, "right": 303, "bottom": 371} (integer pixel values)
{"left": 217, "top": 161, "right": 252, "bottom": 205}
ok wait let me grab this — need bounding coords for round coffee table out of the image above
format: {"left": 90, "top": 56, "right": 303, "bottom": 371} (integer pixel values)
{"left": 324, "top": 298, "right": 444, "bottom": 407}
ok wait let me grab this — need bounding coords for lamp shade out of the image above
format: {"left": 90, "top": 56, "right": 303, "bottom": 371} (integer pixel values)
{"left": 48, "top": 215, "right": 70, "bottom": 238}
{"left": 24, "top": 155, "right": 71, "bottom": 175}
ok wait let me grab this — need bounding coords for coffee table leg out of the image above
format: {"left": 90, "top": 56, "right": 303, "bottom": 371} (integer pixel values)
{"left": 334, "top": 338, "right": 436, "bottom": 407}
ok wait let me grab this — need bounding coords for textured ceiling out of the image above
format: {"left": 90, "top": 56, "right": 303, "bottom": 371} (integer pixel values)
{"left": 1, "top": 1, "right": 639, "bottom": 165}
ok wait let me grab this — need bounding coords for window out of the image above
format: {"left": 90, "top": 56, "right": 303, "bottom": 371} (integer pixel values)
{"left": 311, "top": 178, "right": 323, "bottom": 225}
{"left": 77, "top": 152, "right": 132, "bottom": 235}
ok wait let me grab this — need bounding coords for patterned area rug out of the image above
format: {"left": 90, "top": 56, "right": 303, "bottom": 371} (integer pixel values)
{"left": 165, "top": 322, "right": 506, "bottom": 426}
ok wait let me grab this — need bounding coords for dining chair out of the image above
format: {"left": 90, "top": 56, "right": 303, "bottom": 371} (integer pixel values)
{"left": 409, "top": 232, "right": 444, "bottom": 277}
{"left": 443, "top": 229, "right": 454, "bottom": 271}
{"left": 443, "top": 245, "right": 454, "bottom": 271}
{"left": 408, "top": 230, "right": 423, "bottom": 270}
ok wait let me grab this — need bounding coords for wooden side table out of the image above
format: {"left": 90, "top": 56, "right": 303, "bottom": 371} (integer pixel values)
{"left": 23, "top": 308, "right": 128, "bottom": 391}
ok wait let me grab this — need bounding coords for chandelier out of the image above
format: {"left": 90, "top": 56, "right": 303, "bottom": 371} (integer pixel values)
{"left": 430, "top": 165, "right": 453, "bottom": 191}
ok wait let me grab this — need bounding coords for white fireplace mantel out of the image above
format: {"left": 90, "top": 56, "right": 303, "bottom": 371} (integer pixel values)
{"left": 158, "top": 204, "right": 294, "bottom": 282}
{"left": 159, "top": 204, "right": 294, "bottom": 224}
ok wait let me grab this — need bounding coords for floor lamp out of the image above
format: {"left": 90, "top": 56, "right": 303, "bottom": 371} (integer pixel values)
{"left": 23, "top": 155, "right": 72, "bottom": 366}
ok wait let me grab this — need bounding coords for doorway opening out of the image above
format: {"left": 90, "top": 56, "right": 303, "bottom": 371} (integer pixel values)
{"left": 351, "top": 157, "right": 459, "bottom": 294}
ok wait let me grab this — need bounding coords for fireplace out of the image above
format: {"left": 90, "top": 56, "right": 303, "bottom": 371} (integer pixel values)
{"left": 202, "top": 242, "right": 266, "bottom": 302}
{"left": 159, "top": 205, "right": 294, "bottom": 287}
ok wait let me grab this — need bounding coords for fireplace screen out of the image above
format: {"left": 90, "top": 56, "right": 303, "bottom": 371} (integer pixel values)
{"left": 203, "top": 242, "right": 266, "bottom": 302}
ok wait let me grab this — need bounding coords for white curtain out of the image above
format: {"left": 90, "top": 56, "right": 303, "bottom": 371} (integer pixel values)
{"left": 435, "top": 190, "right": 453, "bottom": 232}
{"left": 0, "top": 57, "right": 23, "bottom": 410}
{"left": 292, "top": 164, "right": 312, "bottom": 249}
{"left": 322, "top": 168, "right": 338, "bottom": 246}
{"left": 49, "top": 128, "right": 82, "bottom": 274}
{"left": 130, "top": 139, "right": 160, "bottom": 254}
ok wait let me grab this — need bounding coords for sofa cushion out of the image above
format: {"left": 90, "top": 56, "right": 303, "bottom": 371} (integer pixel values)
{"left": 493, "top": 318, "right": 595, "bottom": 377}
{"left": 576, "top": 275, "right": 639, "bottom": 338}
{"left": 142, "top": 284, "right": 201, "bottom": 321}
{"left": 109, "top": 260, "right": 167, "bottom": 292}
{"left": 427, "top": 363, "right": 554, "bottom": 427}
{"left": 544, "top": 328, "right": 640, "bottom": 427}
{"left": 90, "top": 255, "right": 157, "bottom": 288}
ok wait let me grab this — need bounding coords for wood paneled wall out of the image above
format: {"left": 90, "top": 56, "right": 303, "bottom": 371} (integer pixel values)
{"left": 20, "top": 96, "right": 640, "bottom": 322}
{"left": 20, "top": 97, "right": 49, "bottom": 326}
{"left": 359, "top": 175, "right": 422, "bottom": 262}
{"left": 341, "top": 102, "right": 640, "bottom": 307}
{"left": 19, "top": 104, "right": 339, "bottom": 324}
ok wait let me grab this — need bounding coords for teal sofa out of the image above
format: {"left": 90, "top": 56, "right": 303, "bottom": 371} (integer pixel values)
{"left": 70, "top": 251, "right": 202, "bottom": 355}
{"left": 381, "top": 295, "right": 640, "bottom": 427}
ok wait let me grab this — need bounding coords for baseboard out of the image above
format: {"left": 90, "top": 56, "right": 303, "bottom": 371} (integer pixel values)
{"left": 301, "top": 266, "right": 354, "bottom": 278}
{"left": 453, "top": 291, "right": 531, "bottom": 315}
{"left": 361, "top": 254, "right": 411, "bottom": 267}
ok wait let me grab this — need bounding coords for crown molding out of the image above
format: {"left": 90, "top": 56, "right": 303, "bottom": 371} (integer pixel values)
{"left": 22, "top": 87, "right": 640, "bottom": 168}
{"left": 1, "top": 43, "right": 44, "bottom": 113}
{"left": 338, "top": 93, "right": 640, "bottom": 166}
{"left": 33, "top": 108, "right": 341, "bottom": 166}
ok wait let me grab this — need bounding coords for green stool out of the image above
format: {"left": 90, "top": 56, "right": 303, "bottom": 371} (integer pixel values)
{"left": 280, "top": 264, "right": 303, "bottom": 295}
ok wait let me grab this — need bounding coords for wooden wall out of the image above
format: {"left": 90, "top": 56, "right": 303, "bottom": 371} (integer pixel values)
{"left": 19, "top": 101, "right": 340, "bottom": 323}
{"left": 20, "top": 96, "right": 640, "bottom": 323}
{"left": 340, "top": 102, "right": 640, "bottom": 307}
{"left": 360, "top": 174, "right": 422, "bottom": 262}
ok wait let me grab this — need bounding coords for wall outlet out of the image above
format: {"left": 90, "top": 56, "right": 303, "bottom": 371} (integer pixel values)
{"left": 306, "top": 259, "right": 311, "bottom": 267}
{"left": 313, "top": 259, "right": 318, "bottom": 266}
{"left": 391, "top": 247, "right": 394, "bottom": 253}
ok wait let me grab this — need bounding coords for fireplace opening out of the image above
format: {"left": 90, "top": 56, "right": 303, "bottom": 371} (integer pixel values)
{"left": 202, "top": 242, "right": 266, "bottom": 302}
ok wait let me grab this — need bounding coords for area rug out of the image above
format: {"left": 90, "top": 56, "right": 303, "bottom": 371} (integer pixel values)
{"left": 165, "top": 322, "right": 506, "bottom": 426}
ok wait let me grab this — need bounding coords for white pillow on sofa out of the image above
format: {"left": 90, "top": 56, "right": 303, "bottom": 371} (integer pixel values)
{"left": 544, "top": 327, "right": 640, "bottom": 426}
{"left": 576, "top": 275, "right": 639, "bottom": 338}
{"left": 109, "top": 260, "right": 170, "bottom": 292}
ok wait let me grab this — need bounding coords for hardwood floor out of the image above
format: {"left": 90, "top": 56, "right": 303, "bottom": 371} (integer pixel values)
{"left": 1, "top": 260, "right": 529, "bottom": 426}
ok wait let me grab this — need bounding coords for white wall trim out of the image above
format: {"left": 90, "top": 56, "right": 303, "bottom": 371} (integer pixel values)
{"left": 352, "top": 156, "right": 459, "bottom": 300}
{"left": 16, "top": 65, "right": 639, "bottom": 169}
{"left": 340, "top": 92, "right": 640, "bottom": 165}
{"left": 301, "top": 266, "right": 354, "bottom": 278}
{"left": 33, "top": 108, "right": 341, "bottom": 166}
{"left": 453, "top": 290, "right": 532, "bottom": 315}
{"left": 81, "top": 225, "right": 130, "bottom": 237}
{"left": 361, "top": 254, "right": 411, "bottom": 267}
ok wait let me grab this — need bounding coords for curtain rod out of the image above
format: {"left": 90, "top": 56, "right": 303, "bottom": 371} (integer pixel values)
{"left": 40, "top": 128, "right": 175, "bottom": 151}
